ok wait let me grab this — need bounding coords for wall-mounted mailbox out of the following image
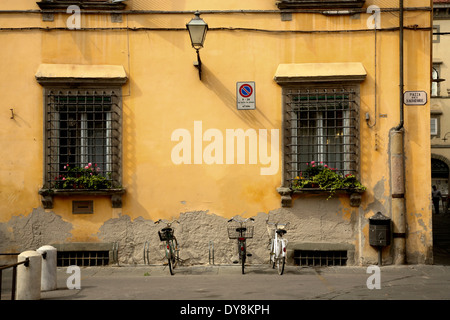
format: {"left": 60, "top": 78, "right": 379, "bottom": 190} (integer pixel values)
{"left": 369, "top": 212, "right": 391, "bottom": 247}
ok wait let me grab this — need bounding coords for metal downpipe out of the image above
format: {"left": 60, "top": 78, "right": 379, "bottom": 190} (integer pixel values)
{"left": 390, "top": 0, "right": 406, "bottom": 264}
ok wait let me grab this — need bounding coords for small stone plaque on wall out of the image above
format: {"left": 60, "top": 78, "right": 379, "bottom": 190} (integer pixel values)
{"left": 72, "top": 201, "right": 94, "bottom": 214}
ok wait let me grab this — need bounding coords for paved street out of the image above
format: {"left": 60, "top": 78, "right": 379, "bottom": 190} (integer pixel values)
{"left": 32, "top": 264, "right": 449, "bottom": 301}
{"left": 25, "top": 211, "right": 446, "bottom": 303}
{"left": 2, "top": 263, "right": 449, "bottom": 319}
{"left": 2, "top": 211, "right": 449, "bottom": 318}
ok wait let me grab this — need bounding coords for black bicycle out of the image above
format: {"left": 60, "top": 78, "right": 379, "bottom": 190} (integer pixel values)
{"left": 227, "top": 217, "right": 255, "bottom": 274}
{"left": 155, "top": 219, "right": 180, "bottom": 275}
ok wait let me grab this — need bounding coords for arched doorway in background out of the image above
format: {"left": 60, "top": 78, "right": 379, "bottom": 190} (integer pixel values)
{"left": 431, "top": 157, "right": 449, "bottom": 212}
{"left": 431, "top": 155, "right": 450, "bottom": 265}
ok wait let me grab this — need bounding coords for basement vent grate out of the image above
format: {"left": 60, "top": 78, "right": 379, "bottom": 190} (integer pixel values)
{"left": 57, "top": 251, "right": 109, "bottom": 267}
{"left": 294, "top": 250, "right": 348, "bottom": 266}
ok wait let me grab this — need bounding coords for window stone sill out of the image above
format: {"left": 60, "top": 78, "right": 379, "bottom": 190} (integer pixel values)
{"left": 39, "top": 188, "right": 125, "bottom": 209}
{"left": 277, "top": 187, "right": 364, "bottom": 207}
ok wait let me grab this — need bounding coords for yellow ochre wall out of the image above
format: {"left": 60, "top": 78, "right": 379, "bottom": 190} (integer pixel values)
{"left": 0, "top": 0, "right": 433, "bottom": 265}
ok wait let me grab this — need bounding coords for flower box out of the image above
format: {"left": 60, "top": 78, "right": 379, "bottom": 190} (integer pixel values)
{"left": 277, "top": 161, "right": 366, "bottom": 207}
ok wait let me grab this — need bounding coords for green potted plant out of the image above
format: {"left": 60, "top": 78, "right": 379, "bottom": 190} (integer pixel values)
{"left": 53, "top": 163, "right": 112, "bottom": 190}
{"left": 291, "top": 161, "right": 366, "bottom": 199}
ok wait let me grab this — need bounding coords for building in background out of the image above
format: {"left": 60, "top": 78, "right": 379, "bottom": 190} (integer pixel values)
{"left": 0, "top": 0, "right": 433, "bottom": 266}
{"left": 431, "top": 0, "right": 450, "bottom": 265}
{"left": 432, "top": 0, "right": 450, "bottom": 209}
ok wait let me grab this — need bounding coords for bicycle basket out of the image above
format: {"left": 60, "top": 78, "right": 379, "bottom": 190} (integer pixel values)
{"left": 227, "top": 225, "right": 254, "bottom": 239}
{"left": 158, "top": 229, "right": 174, "bottom": 241}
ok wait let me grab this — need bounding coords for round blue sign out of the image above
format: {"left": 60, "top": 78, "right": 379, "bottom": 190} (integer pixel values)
{"left": 239, "top": 84, "right": 253, "bottom": 98}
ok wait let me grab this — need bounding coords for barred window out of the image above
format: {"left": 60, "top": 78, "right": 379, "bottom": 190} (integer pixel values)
{"left": 431, "top": 117, "right": 438, "bottom": 136}
{"left": 284, "top": 86, "right": 359, "bottom": 187}
{"left": 44, "top": 89, "right": 122, "bottom": 189}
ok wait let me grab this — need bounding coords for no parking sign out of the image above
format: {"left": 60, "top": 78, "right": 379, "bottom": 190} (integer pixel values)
{"left": 237, "top": 81, "right": 255, "bottom": 110}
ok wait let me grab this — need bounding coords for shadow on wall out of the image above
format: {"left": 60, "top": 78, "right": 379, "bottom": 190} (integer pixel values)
{"left": 201, "top": 64, "right": 275, "bottom": 130}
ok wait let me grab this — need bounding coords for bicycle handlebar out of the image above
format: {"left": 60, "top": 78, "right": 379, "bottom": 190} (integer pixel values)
{"left": 228, "top": 217, "right": 254, "bottom": 223}
{"left": 155, "top": 219, "right": 180, "bottom": 227}
{"left": 266, "top": 220, "right": 290, "bottom": 228}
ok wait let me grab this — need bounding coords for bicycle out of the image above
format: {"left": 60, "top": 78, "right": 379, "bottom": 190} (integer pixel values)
{"left": 266, "top": 220, "right": 289, "bottom": 275}
{"left": 227, "top": 217, "right": 254, "bottom": 274}
{"left": 155, "top": 219, "right": 180, "bottom": 275}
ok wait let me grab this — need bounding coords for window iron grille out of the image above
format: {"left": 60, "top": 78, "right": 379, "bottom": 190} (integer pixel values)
{"left": 284, "top": 87, "right": 359, "bottom": 187}
{"left": 293, "top": 250, "right": 348, "bottom": 266}
{"left": 44, "top": 89, "right": 121, "bottom": 189}
{"left": 57, "top": 251, "right": 110, "bottom": 267}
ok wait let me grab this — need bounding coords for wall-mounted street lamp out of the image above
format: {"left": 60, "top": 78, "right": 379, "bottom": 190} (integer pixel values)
{"left": 186, "top": 11, "right": 208, "bottom": 80}
{"left": 442, "top": 132, "right": 450, "bottom": 141}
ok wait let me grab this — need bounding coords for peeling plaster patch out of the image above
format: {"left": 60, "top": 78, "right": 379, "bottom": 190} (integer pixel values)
{"left": 360, "top": 178, "right": 392, "bottom": 263}
{"left": 404, "top": 229, "right": 433, "bottom": 264}
{"left": 0, "top": 207, "right": 72, "bottom": 253}
{"left": 268, "top": 200, "right": 355, "bottom": 244}
{"left": 97, "top": 210, "right": 292, "bottom": 265}
{"left": 365, "top": 178, "right": 388, "bottom": 217}
{"left": 97, "top": 214, "right": 155, "bottom": 265}
{"left": 97, "top": 201, "right": 362, "bottom": 266}
{"left": 410, "top": 210, "right": 423, "bottom": 219}
{"left": 97, "top": 211, "right": 243, "bottom": 265}
{"left": 373, "top": 178, "right": 386, "bottom": 198}
{"left": 342, "top": 207, "right": 353, "bottom": 221}
{"left": 0, "top": 202, "right": 368, "bottom": 266}
{"left": 407, "top": 209, "right": 432, "bottom": 260}
{"left": 417, "top": 218, "right": 428, "bottom": 231}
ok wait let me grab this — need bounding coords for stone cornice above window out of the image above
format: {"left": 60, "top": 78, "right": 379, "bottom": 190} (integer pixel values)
{"left": 36, "top": 1, "right": 127, "bottom": 10}
{"left": 35, "top": 64, "right": 128, "bottom": 86}
{"left": 274, "top": 62, "right": 367, "bottom": 85}
{"left": 276, "top": 0, "right": 365, "bottom": 10}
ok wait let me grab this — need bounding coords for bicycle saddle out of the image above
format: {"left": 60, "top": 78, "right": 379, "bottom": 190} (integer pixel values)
{"left": 236, "top": 227, "right": 247, "bottom": 232}
{"left": 276, "top": 229, "right": 287, "bottom": 235}
{"left": 161, "top": 227, "right": 173, "bottom": 232}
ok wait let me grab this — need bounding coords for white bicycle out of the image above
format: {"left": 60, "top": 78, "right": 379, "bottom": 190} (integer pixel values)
{"left": 266, "top": 220, "right": 289, "bottom": 275}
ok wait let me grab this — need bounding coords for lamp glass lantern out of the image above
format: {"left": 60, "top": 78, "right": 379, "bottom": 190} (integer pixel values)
{"left": 186, "top": 12, "right": 208, "bottom": 50}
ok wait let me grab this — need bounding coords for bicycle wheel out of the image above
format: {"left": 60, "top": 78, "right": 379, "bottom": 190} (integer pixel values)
{"left": 240, "top": 241, "right": 246, "bottom": 274}
{"left": 172, "top": 237, "right": 179, "bottom": 269}
{"left": 167, "top": 256, "right": 174, "bottom": 275}
{"left": 166, "top": 244, "right": 174, "bottom": 275}
{"left": 276, "top": 256, "right": 285, "bottom": 275}
{"left": 271, "top": 239, "right": 276, "bottom": 269}
{"left": 276, "top": 239, "right": 285, "bottom": 275}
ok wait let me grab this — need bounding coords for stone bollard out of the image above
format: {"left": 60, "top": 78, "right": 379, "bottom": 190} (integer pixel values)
{"left": 37, "top": 245, "right": 57, "bottom": 291}
{"left": 16, "top": 251, "right": 42, "bottom": 300}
